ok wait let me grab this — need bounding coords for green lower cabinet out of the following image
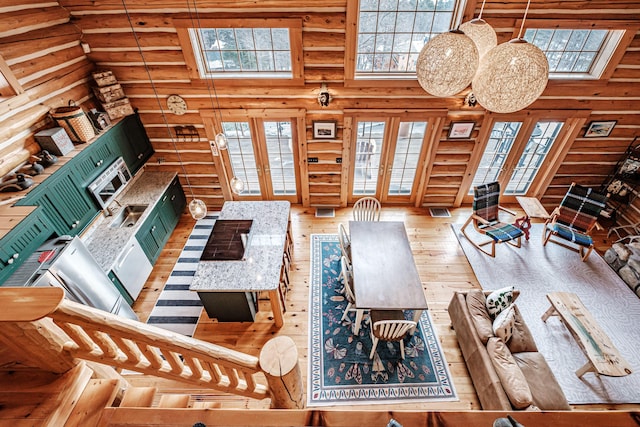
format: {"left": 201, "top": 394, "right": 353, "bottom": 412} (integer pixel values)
{"left": 0, "top": 208, "right": 54, "bottom": 285}
{"left": 135, "top": 176, "right": 186, "bottom": 264}
{"left": 108, "top": 270, "right": 134, "bottom": 306}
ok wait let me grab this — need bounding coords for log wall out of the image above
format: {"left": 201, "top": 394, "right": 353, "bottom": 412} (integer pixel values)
{"left": 1, "top": 1, "right": 639, "bottom": 217}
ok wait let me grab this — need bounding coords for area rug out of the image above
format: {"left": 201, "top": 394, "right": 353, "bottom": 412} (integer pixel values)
{"left": 146, "top": 214, "right": 217, "bottom": 337}
{"left": 307, "top": 234, "right": 457, "bottom": 406}
{"left": 452, "top": 223, "right": 640, "bottom": 404}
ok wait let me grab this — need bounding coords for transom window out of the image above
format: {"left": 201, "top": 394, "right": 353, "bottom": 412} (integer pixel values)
{"left": 524, "top": 28, "right": 624, "bottom": 79}
{"left": 355, "top": 0, "right": 464, "bottom": 78}
{"left": 189, "top": 27, "right": 292, "bottom": 79}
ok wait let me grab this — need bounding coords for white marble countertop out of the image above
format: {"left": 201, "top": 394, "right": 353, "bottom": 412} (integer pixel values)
{"left": 83, "top": 170, "right": 177, "bottom": 271}
{"left": 190, "top": 201, "right": 290, "bottom": 292}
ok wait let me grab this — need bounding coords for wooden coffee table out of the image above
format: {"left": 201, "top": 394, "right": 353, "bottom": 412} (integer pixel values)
{"left": 541, "top": 292, "right": 632, "bottom": 378}
{"left": 515, "top": 196, "right": 550, "bottom": 240}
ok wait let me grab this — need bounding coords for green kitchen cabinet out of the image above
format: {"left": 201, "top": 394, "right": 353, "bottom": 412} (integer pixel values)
{"left": 73, "top": 132, "right": 119, "bottom": 185}
{"left": 17, "top": 168, "right": 98, "bottom": 237}
{"left": 119, "top": 114, "right": 154, "bottom": 174}
{"left": 0, "top": 208, "right": 54, "bottom": 285}
{"left": 135, "top": 176, "right": 186, "bottom": 264}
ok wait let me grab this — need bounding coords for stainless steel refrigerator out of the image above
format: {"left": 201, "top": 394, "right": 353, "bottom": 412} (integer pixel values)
{"left": 4, "top": 235, "right": 138, "bottom": 320}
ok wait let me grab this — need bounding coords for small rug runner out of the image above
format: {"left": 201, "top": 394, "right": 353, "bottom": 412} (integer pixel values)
{"left": 146, "top": 214, "right": 217, "bottom": 337}
{"left": 308, "top": 234, "right": 457, "bottom": 406}
{"left": 452, "top": 223, "right": 640, "bottom": 404}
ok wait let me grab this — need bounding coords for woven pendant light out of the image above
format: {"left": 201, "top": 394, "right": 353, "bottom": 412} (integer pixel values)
{"left": 416, "top": 30, "right": 479, "bottom": 97}
{"left": 460, "top": 18, "right": 497, "bottom": 60}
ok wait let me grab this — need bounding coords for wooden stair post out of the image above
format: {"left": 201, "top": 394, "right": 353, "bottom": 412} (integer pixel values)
{"left": 259, "top": 336, "right": 303, "bottom": 409}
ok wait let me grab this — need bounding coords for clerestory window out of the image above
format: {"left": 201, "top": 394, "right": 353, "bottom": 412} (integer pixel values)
{"left": 352, "top": 0, "right": 467, "bottom": 80}
{"left": 524, "top": 28, "right": 625, "bottom": 79}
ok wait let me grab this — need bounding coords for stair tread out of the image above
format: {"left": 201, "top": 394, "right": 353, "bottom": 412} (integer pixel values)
{"left": 64, "top": 379, "right": 122, "bottom": 427}
{"left": 119, "top": 387, "right": 156, "bottom": 408}
{"left": 158, "top": 394, "right": 191, "bottom": 408}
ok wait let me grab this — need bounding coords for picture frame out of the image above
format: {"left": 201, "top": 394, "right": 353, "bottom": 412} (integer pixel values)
{"left": 448, "top": 121, "right": 475, "bottom": 139}
{"left": 313, "top": 120, "right": 337, "bottom": 139}
{"left": 584, "top": 120, "right": 617, "bottom": 138}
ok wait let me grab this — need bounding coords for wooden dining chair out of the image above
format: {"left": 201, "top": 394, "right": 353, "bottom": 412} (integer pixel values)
{"left": 339, "top": 256, "right": 367, "bottom": 334}
{"left": 352, "top": 196, "right": 381, "bottom": 221}
{"left": 338, "top": 222, "right": 351, "bottom": 263}
{"left": 369, "top": 309, "right": 416, "bottom": 360}
{"left": 542, "top": 182, "right": 609, "bottom": 261}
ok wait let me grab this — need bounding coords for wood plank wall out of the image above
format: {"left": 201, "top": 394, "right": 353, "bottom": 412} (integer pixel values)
{"left": 1, "top": 1, "right": 640, "bottom": 220}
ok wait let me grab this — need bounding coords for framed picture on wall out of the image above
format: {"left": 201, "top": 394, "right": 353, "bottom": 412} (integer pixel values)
{"left": 313, "top": 121, "right": 337, "bottom": 139}
{"left": 584, "top": 120, "right": 617, "bottom": 138}
{"left": 448, "top": 121, "right": 475, "bottom": 139}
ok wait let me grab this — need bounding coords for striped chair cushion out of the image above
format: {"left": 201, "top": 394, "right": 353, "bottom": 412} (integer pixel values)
{"left": 480, "top": 222, "right": 524, "bottom": 243}
{"left": 547, "top": 222, "right": 593, "bottom": 247}
{"left": 556, "top": 184, "right": 608, "bottom": 232}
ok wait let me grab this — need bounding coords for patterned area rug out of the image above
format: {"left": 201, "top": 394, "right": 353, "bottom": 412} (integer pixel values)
{"left": 308, "top": 234, "right": 457, "bottom": 406}
{"left": 146, "top": 214, "right": 217, "bottom": 337}
{"left": 452, "top": 223, "right": 640, "bottom": 404}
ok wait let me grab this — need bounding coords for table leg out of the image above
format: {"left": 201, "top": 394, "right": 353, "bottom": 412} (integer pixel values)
{"left": 576, "top": 361, "right": 597, "bottom": 378}
{"left": 353, "top": 309, "right": 364, "bottom": 335}
{"left": 541, "top": 305, "right": 557, "bottom": 322}
{"left": 410, "top": 309, "right": 423, "bottom": 334}
{"left": 514, "top": 215, "right": 531, "bottom": 240}
{"left": 268, "top": 289, "right": 285, "bottom": 328}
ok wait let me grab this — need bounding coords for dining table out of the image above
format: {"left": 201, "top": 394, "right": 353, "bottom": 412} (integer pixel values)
{"left": 348, "top": 220, "right": 428, "bottom": 335}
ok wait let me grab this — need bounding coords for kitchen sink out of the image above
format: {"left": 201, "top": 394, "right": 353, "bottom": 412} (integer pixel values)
{"left": 109, "top": 204, "right": 148, "bottom": 228}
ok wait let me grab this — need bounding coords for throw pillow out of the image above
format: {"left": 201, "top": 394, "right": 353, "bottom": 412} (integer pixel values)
{"left": 493, "top": 305, "right": 516, "bottom": 342}
{"left": 487, "top": 337, "right": 533, "bottom": 409}
{"left": 486, "top": 286, "right": 515, "bottom": 317}
{"left": 466, "top": 289, "right": 494, "bottom": 344}
{"left": 507, "top": 305, "right": 539, "bottom": 354}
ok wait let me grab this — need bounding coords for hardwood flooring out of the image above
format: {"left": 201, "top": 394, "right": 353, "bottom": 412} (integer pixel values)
{"left": 128, "top": 204, "right": 634, "bottom": 411}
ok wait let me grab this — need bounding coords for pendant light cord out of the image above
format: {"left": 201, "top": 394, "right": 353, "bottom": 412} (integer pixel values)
{"left": 478, "top": 0, "right": 487, "bottom": 19}
{"left": 517, "top": 0, "right": 532, "bottom": 39}
{"left": 121, "top": 0, "right": 197, "bottom": 202}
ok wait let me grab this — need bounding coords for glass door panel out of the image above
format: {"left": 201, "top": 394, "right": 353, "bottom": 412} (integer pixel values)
{"left": 224, "top": 121, "right": 261, "bottom": 196}
{"left": 470, "top": 121, "right": 523, "bottom": 191}
{"left": 505, "top": 121, "right": 563, "bottom": 194}
{"left": 353, "top": 121, "right": 384, "bottom": 195}
{"left": 264, "top": 121, "right": 296, "bottom": 195}
{"left": 388, "top": 121, "right": 427, "bottom": 196}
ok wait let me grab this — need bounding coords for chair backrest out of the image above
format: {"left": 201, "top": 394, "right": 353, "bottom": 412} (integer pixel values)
{"left": 372, "top": 320, "right": 416, "bottom": 342}
{"left": 353, "top": 197, "right": 381, "bottom": 221}
{"left": 556, "top": 183, "right": 609, "bottom": 232}
{"left": 472, "top": 181, "right": 501, "bottom": 222}
{"left": 338, "top": 223, "right": 351, "bottom": 260}
{"left": 340, "top": 256, "right": 355, "bottom": 303}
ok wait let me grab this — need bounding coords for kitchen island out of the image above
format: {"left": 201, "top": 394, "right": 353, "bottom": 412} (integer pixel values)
{"left": 190, "top": 201, "right": 291, "bottom": 327}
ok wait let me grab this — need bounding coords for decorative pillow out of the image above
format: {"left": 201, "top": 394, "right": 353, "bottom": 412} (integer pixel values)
{"left": 492, "top": 305, "right": 516, "bottom": 342}
{"left": 486, "top": 337, "right": 533, "bottom": 409}
{"left": 486, "top": 286, "right": 515, "bottom": 317}
{"left": 507, "top": 305, "right": 539, "bottom": 354}
{"left": 466, "top": 289, "right": 494, "bottom": 344}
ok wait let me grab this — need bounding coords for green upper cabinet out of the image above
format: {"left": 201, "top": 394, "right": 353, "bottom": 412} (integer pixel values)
{"left": 116, "top": 114, "right": 154, "bottom": 174}
{"left": 17, "top": 168, "right": 98, "bottom": 236}
{"left": 74, "top": 133, "right": 119, "bottom": 185}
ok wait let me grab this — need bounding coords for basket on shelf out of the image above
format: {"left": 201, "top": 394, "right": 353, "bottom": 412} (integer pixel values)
{"left": 50, "top": 101, "right": 96, "bottom": 143}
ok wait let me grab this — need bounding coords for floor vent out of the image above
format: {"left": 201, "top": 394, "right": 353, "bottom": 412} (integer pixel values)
{"left": 429, "top": 207, "right": 451, "bottom": 218}
{"left": 315, "top": 208, "right": 335, "bottom": 218}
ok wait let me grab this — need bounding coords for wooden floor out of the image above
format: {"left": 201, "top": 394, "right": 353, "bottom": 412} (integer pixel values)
{"left": 127, "top": 204, "right": 638, "bottom": 411}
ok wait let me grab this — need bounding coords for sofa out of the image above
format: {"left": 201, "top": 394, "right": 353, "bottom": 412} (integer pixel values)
{"left": 448, "top": 289, "right": 570, "bottom": 411}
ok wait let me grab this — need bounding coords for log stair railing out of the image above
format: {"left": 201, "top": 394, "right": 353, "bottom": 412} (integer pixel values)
{"left": 0, "top": 288, "right": 303, "bottom": 409}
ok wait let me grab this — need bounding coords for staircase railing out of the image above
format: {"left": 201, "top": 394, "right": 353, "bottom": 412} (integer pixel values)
{"left": 0, "top": 288, "right": 302, "bottom": 408}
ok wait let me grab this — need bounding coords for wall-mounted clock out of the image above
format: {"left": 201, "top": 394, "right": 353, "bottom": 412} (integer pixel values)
{"left": 166, "top": 94, "right": 187, "bottom": 115}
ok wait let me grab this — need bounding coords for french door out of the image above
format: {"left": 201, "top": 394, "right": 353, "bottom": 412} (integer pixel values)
{"left": 464, "top": 115, "right": 570, "bottom": 203}
{"left": 204, "top": 110, "right": 303, "bottom": 202}
{"left": 347, "top": 113, "right": 443, "bottom": 204}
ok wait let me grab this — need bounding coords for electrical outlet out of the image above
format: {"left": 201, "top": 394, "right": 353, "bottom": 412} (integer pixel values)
{"left": 308, "top": 157, "right": 319, "bottom": 163}
{"left": 336, "top": 157, "right": 342, "bottom": 163}
{"left": 157, "top": 157, "right": 165, "bottom": 164}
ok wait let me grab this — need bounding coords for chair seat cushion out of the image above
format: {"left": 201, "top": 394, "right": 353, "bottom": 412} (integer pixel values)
{"left": 547, "top": 223, "right": 593, "bottom": 246}
{"left": 481, "top": 222, "right": 524, "bottom": 242}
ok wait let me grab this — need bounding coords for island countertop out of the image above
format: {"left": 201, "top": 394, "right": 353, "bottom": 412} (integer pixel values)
{"left": 190, "top": 201, "right": 290, "bottom": 292}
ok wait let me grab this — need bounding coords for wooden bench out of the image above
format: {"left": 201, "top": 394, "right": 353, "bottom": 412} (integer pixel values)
{"left": 541, "top": 292, "right": 633, "bottom": 378}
